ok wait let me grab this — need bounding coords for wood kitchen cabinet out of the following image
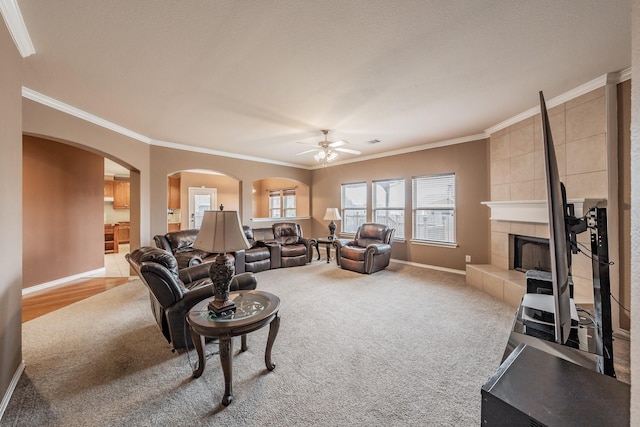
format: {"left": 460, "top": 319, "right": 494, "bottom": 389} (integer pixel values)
{"left": 104, "top": 224, "right": 119, "bottom": 253}
{"left": 118, "top": 221, "right": 130, "bottom": 244}
{"left": 113, "top": 180, "right": 130, "bottom": 209}
{"left": 104, "top": 180, "right": 114, "bottom": 198}
{"left": 168, "top": 176, "right": 180, "bottom": 210}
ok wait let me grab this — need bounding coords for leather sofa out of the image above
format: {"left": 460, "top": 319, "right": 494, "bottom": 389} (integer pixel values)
{"left": 334, "top": 223, "right": 395, "bottom": 274}
{"left": 238, "top": 226, "right": 278, "bottom": 273}
{"left": 154, "top": 223, "right": 314, "bottom": 274}
{"left": 126, "top": 246, "right": 257, "bottom": 350}
{"left": 153, "top": 229, "right": 238, "bottom": 271}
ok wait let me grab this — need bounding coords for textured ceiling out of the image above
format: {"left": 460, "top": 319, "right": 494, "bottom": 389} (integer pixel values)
{"left": 17, "top": 0, "right": 631, "bottom": 168}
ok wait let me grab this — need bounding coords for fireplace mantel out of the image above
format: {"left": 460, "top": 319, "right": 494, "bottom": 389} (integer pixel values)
{"left": 481, "top": 199, "right": 604, "bottom": 223}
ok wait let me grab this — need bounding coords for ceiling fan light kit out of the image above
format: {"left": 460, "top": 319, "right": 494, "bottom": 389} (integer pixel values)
{"left": 296, "top": 129, "right": 362, "bottom": 167}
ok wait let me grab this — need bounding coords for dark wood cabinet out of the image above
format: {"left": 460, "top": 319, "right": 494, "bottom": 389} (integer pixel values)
{"left": 113, "top": 180, "right": 130, "bottom": 209}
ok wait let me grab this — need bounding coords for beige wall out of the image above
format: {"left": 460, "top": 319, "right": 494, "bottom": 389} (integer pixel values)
{"left": 310, "top": 139, "right": 491, "bottom": 271}
{"left": 631, "top": 3, "right": 639, "bottom": 422}
{"left": 252, "top": 177, "right": 310, "bottom": 218}
{"left": 0, "top": 21, "right": 24, "bottom": 411}
{"left": 150, "top": 145, "right": 312, "bottom": 238}
{"left": 23, "top": 136, "right": 104, "bottom": 287}
{"left": 177, "top": 171, "right": 240, "bottom": 230}
{"left": 618, "top": 80, "right": 631, "bottom": 331}
{"left": 22, "top": 99, "right": 151, "bottom": 248}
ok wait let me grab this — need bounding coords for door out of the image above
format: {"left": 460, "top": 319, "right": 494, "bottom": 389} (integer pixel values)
{"left": 188, "top": 187, "right": 217, "bottom": 229}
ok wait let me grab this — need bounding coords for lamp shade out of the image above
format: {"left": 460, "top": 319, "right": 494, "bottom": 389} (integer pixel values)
{"left": 193, "top": 210, "right": 250, "bottom": 253}
{"left": 323, "top": 207, "right": 342, "bottom": 221}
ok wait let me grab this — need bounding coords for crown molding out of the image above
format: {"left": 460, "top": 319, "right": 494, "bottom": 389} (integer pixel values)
{"left": 614, "top": 67, "right": 631, "bottom": 83}
{"left": 310, "top": 133, "right": 488, "bottom": 170}
{"left": 24, "top": 65, "right": 630, "bottom": 171}
{"left": 484, "top": 69, "right": 631, "bottom": 135}
{"left": 150, "top": 139, "right": 308, "bottom": 169}
{"left": 22, "top": 87, "right": 152, "bottom": 143}
{"left": 22, "top": 86, "right": 313, "bottom": 169}
{"left": 0, "top": 0, "right": 35, "bottom": 57}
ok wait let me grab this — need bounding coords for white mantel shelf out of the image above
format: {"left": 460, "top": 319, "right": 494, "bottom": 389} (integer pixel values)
{"left": 481, "top": 199, "right": 604, "bottom": 224}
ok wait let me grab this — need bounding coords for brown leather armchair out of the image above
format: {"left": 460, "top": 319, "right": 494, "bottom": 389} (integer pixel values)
{"left": 126, "top": 246, "right": 257, "bottom": 350}
{"left": 334, "top": 223, "right": 395, "bottom": 274}
{"left": 272, "top": 222, "right": 316, "bottom": 267}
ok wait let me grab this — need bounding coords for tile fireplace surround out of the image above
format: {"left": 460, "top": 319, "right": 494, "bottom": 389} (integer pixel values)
{"left": 466, "top": 85, "right": 613, "bottom": 309}
{"left": 466, "top": 199, "right": 603, "bottom": 308}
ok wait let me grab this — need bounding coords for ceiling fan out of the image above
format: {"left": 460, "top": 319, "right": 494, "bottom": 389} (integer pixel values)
{"left": 296, "top": 130, "right": 361, "bottom": 166}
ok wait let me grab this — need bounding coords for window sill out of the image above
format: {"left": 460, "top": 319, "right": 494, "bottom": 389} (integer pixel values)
{"left": 251, "top": 216, "right": 311, "bottom": 223}
{"left": 410, "top": 240, "right": 458, "bottom": 248}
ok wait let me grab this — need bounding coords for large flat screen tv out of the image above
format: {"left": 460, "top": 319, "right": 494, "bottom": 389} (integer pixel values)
{"left": 539, "top": 91, "right": 572, "bottom": 344}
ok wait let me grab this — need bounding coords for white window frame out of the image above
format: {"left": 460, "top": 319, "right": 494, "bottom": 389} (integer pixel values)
{"left": 373, "top": 179, "right": 405, "bottom": 239}
{"left": 341, "top": 182, "right": 367, "bottom": 234}
{"left": 282, "top": 188, "right": 296, "bottom": 218}
{"left": 412, "top": 173, "right": 456, "bottom": 245}
{"left": 269, "top": 188, "right": 296, "bottom": 218}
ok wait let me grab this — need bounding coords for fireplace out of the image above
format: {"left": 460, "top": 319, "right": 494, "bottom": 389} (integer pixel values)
{"left": 512, "top": 235, "right": 550, "bottom": 273}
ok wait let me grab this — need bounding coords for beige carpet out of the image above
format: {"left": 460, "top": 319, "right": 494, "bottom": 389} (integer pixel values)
{"left": 2, "top": 261, "right": 514, "bottom": 426}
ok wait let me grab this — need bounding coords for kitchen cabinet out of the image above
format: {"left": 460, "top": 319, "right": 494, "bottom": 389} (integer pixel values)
{"left": 118, "top": 221, "right": 130, "bottom": 244}
{"left": 105, "top": 224, "right": 119, "bottom": 253}
{"left": 168, "top": 223, "right": 180, "bottom": 232}
{"left": 168, "top": 176, "right": 180, "bottom": 210}
{"left": 113, "top": 180, "right": 130, "bottom": 209}
{"left": 104, "top": 181, "right": 114, "bottom": 198}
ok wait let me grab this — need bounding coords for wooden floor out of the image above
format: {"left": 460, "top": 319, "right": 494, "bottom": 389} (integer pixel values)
{"left": 22, "top": 277, "right": 130, "bottom": 323}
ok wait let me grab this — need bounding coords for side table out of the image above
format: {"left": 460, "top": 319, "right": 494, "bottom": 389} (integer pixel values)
{"left": 187, "top": 290, "right": 281, "bottom": 406}
{"left": 315, "top": 237, "right": 335, "bottom": 263}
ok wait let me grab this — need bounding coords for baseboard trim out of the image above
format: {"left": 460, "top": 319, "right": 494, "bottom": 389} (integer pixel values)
{"left": 392, "top": 259, "right": 466, "bottom": 275}
{"left": 0, "top": 361, "right": 25, "bottom": 422}
{"left": 22, "top": 268, "right": 105, "bottom": 296}
{"left": 614, "top": 328, "right": 630, "bottom": 341}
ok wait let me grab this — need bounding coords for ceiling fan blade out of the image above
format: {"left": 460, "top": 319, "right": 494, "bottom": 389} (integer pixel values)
{"left": 296, "top": 148, "right": 320, "bottom": 155}
{"left": 335, "top": 147, "right": 361, "bottom": 155}
{"left": 328, "top": 140, "right": 347, "bottom": 147}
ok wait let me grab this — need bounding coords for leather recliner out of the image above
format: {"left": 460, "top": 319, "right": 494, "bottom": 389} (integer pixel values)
{"left": 272, "top": 222, "right": 316, "bottom": 267}
{"left": 334, "top": 223, "right": 395, "bottom": 274}
{"left": 126, "top": 246, "right": 257, "bottom": 350}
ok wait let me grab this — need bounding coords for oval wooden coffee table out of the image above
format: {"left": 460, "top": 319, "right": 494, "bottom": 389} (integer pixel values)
{"left": 187, "top": 290, "right": 281, "bottom": 406}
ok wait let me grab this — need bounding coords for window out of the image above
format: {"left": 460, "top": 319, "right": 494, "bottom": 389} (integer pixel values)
{"left": 283, "top": 189, "right": 296, "bottom": 218}
{"left": 341, "top": 182, "right": 367, "bottom": 233}
{"left": 269, "top": 190, "right": 281, "bottom": 218}
{"left": 269, "top": 188, "right": 296, "bottom": 218}
{"left": 412, "top": 173, "right": 456, "bottom": 244}
{"left": 373, "top": 179, "right": 405, "bottom": 238}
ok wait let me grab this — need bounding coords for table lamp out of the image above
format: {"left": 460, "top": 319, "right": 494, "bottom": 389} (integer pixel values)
{"left": 193, "top": 209, "right": 250, "bottom": 316}
{"left": 323, "top": 207, "right": 342, "bottom": 240}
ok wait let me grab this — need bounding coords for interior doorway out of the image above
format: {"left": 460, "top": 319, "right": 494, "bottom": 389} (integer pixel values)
{"left": 188, "top": 187, "right": 217, "bottom": 229}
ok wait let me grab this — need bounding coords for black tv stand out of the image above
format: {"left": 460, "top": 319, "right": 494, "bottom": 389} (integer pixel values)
{"left": 502, "top": 206, "right": 615, "bottom": 377}
{"left": 482, "top": 343, "right": 629, "bottom": 426}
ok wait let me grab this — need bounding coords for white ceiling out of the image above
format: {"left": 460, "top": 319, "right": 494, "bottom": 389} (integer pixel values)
{"left": 16, "top": 0, "right": 631, "bottom": 168}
